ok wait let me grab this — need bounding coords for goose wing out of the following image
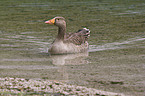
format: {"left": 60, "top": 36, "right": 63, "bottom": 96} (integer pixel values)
{"left": 64, "top": 28, "right": 90, "bottom": 45}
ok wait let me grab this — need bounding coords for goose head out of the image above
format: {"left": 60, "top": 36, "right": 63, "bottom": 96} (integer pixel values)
{"left": 45, "top": 17, "right": 66, "bottom": 27}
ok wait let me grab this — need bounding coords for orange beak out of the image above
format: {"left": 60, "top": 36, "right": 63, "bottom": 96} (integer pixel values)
{"left": 45, "top": 18, "right": 55, "bottom": 25}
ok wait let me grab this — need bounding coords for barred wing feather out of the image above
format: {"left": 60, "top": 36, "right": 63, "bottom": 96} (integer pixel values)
{"left": 64, "top": 28, "right": 90, "bottom": 45}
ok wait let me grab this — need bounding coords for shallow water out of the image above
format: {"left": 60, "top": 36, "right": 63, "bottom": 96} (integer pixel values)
{"left": 0, "top": 0, "right": 145, "bottom": 95}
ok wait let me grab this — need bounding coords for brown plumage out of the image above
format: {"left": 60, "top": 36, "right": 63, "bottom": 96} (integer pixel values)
{"left": 45, "top": 17, "right": 90, "bottom": 54}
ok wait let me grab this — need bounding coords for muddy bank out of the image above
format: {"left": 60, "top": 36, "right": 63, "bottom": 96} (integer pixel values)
{"left": 0, "top": 77, "right": 125, "bottom": 96}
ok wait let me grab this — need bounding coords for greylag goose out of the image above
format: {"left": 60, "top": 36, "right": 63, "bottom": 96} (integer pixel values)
{"left": 45, "top": 17, "right": 90, "bottom": 54}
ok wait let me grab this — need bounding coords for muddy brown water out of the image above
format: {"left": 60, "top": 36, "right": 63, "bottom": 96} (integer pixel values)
{"left": 0, "top": 0, "right": 145, "bottom": 95}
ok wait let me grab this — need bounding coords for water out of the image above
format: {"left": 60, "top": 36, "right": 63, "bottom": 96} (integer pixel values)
{"left": 0, "top": 0, "right": 145, "bottom": 95}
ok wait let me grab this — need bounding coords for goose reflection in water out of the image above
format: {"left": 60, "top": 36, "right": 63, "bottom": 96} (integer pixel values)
{"left": 48, "top": 51, "right": 89, "bottom": 81}
{"left": 49, "top": 51, "right": 89, "bottom": 65}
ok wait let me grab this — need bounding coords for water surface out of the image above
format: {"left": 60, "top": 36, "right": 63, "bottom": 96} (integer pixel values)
{"left": 0, "top": 0, "right": 145, "bottom": 95}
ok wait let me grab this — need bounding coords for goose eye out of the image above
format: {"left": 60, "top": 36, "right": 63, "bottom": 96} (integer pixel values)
{"left": 57, "top": 19, "right": 59, "bottom": 20}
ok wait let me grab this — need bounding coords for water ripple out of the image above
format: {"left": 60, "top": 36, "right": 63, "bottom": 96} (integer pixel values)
{"left": 89, "top": 37, "right": 145, "bottom": 52}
